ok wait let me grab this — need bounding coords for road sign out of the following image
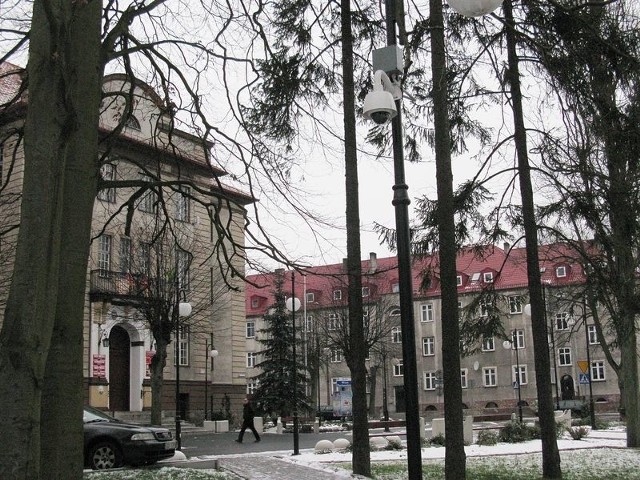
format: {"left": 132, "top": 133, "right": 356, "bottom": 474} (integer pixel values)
{"left": 513, "top": 381, "right": 519, "bottom": 389}
{"left": 579, "top": 373, "right": 590, "bottom": 384}
{"left": 578, "top": 360, "right": 589, "bottom": 374}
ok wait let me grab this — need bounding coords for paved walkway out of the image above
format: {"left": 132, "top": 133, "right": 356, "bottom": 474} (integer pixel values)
{"left": 214, "top": 455, "right": 343, "bottom": 479}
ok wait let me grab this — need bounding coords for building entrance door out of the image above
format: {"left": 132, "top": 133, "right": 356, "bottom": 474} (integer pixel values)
{"left": 109, "top": 325, "right": 131, "bottom": 411}
{"left": 561, "top": 374, "right": 575, "bottom": 400}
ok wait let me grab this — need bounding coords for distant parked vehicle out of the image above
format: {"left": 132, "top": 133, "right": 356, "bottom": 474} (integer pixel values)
{"left": 83, "top": 406, "right": 175, "bottom": 469}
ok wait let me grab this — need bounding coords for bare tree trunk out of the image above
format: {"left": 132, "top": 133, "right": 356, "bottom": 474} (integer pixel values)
{"left": 340, "top": 0, "right": 370, "bottom": 475}
{"left": 368, "top": 366, "right": 379, "bottom": 418}
{"left": 429, "top": 0, "right": 465, "bottom": 478}
{"left": 150, "top": 340, "right": 169, "bottom": 426}
{"left": 503, "top": 1, "right": 561, "bottom": 477}
{"left": 0, "top": 1, "right": 102, "bottom": 477}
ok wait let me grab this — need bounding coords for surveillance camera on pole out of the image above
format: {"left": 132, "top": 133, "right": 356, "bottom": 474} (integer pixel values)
{"left": 363, "top": 46, "right": 403, "bottom": 125}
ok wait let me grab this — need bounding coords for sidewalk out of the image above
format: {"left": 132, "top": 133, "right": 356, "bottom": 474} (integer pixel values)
{"left": 170, "top": 453, "right": 346, "bottom": 479}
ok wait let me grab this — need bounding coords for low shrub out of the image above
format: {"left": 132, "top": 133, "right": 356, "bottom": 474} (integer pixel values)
{"left": 385, "top": 438, "right": 403, "bottom": 450}
{"left": 499, "top": 420, "right": 536, "bottom": 443}
{"left": 567, "top": 425, "right": 590, "bottom": 440}
{"left": 429, "top": 433, "right": 446, "bottom": 446}
{"left": 476, "top": 429, "right": 499, "bottom": 446}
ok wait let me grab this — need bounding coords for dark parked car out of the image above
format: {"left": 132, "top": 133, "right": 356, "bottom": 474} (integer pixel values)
{"left": 83, "top": 406, "right": 176, "bottom": 470}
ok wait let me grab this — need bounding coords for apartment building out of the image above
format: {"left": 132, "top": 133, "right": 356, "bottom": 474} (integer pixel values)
{"left": 245, "top": 245, "right": 620, "bottom": 419}
{"left": 0, "top": 67, "right": 252, "bottom": 420}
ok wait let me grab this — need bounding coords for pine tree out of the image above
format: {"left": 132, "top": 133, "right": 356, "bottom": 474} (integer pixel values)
{"left": 253, "top": 271, "right": 310, "bottom": 419}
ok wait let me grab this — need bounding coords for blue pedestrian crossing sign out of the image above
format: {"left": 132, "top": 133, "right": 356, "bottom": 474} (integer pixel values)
{"left": 579, "top": 373, "right": 590, "bottom": 384}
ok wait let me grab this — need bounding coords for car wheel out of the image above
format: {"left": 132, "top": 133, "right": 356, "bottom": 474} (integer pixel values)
{"left": 89, "top": 441, "right": 122, "bottom": 470}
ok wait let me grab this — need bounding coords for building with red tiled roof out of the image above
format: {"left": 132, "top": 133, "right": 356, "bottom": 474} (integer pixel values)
{"left": 244, "top": 245, "right": 620, "bottom": 419}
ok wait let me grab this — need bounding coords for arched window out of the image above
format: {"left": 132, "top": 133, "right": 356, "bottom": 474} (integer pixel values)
{"left": 124, "top": 115, "right": 141, "bottom": 131}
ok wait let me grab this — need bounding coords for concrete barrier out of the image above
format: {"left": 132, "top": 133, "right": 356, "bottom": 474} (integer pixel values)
{"left": 254, "top": 416, "right": 263, "bottom": 434}
{"left": 431, "top": 416, "right": 473, "bottom": 444}
{"left": 215, "top": 420, "right": 229, "bottom": 433}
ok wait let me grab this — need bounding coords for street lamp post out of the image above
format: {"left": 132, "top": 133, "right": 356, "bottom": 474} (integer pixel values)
{"left": 503, "top": 331, "right": 523, "bottom": 422}
{"left": 285, "top": 272, "right": 301, "bottom": 456}
{"left": 513, "top": 331, "right": 523, "bottom": 423}
{"left": 582, "top": 296, "right": 597, "bottom": 429}
{"left": 204, "top": 335, "right": 219, "bottom": 421}
{"left": 382, "top": 350, "right": 390, "bottom": 432}
{"left": 174, "top": 296, "right": 192, "bottom": 451}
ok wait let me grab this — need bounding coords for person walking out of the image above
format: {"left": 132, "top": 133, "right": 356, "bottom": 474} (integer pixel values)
{"left": 235, "top": 397, "right": 261, "bottom": 443}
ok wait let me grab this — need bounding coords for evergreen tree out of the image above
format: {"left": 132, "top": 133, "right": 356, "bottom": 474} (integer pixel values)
{"left": 253, "top": 271, "right": 310, "bottom": 419}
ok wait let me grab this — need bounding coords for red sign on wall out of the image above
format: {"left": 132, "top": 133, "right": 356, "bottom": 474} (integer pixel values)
{"left": 93, "top": 354, "right": 106, "bottom": 378}
{"left": 145, "top": 351, "right": 155, "bottom": 377}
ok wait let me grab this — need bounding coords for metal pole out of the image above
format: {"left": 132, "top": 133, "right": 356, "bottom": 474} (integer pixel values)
{"left": 514, "top": 330, "right": 523, "bottom": 422}
{"left": 291, "top": 272, "right": 300, "bottom": 455}
{"left": 544, "top": 286, "right": 561, "bottom": 410}
{"left": 384, "top": 0, "right": 421, "bottom": 476}
{"left": 316, "top": 334, "right": 322, "bottom": 426}
{"left": 383, "top": 351, "right": 390, "bottom": 432}
{"left": 205, "top": 338, "right": 209, "bottom": 421}
{"left": 175, "top": 282, "right": 182, "bottom": 450}
{"left": 584, "top": 296, "right": 597, "bottom": 429}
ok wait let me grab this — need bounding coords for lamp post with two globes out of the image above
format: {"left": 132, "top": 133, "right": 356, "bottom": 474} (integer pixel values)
{"left": 174, "top": 297, "right": 191, "bottom": 451}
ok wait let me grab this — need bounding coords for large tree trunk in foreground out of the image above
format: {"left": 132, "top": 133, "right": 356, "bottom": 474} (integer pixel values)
{"left": 0, "top": 1, "right": 103, "bottom": 478}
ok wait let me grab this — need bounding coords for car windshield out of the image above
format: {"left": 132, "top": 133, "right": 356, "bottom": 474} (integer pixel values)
{"left": 83, "top": 406, "right": 116, "bottom": 424}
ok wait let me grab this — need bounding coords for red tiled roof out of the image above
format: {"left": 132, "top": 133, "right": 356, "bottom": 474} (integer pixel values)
{"left": 245, "top": 243, "right": 589, "bottom": 315}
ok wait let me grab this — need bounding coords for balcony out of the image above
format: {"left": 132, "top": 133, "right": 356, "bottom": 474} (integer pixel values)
{"left": 89, "top": 270, "right": 150, "bottom": 302}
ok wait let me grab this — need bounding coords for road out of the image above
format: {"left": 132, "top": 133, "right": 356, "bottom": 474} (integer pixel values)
{"left": 177, "top": 429, "right": 366, "bottom": 458}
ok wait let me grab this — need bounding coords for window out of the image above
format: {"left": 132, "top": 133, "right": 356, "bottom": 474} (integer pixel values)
{"left": 328, "top": 313, "right": 340, "bottom": 330}
{"left": 393, "top": 361, "right": 404, "bottom": 377}
{"left": 176, "top": 185, "right": 191, "bottom": 222}
{"left": 392, "top": 283, "right": 400, "bottom": 293}
{"left": 483, "top": 367, "right": 497, "bottom": 387}
{"left": 389, "top": 308, "right": 401, "bottom": 317}
{"left": 98, "top": 235, "right": 112, "bottom": 272}
{"left": 177, "top": 326, "right": 189, "bottom": 366}
{"left": 362, "top": 286, "right": 370, "bottom": 297}
{"left": 460, "top": 369, "right": 468, "bottom": 389}
{"left": 306, "top": 292, "right": 315, "bottom": 303}
{"left": 424, "top": 371, "right": 437, "bottom": 390}
{"left": 513, "top": 365, "right": 528, "bottom": 385}
{"left": 176, "top": 249, "right": 191, "bottom": 291}
{"left": 591, "top": 360, "right": 606, "bottom": 381}
{"left": 509, "top": 296, "right": 523, "bottom": 314}
{"left": 559, "top": 347, "right": 572, "bottom": 366}
{"left": 119, "top": 237, "right": 132, "bottom": 273}
{"left": 251, "top": 298, "right": 259, "bottom": 309}
{"left": 391, "top": 326, "right": 402, "bottom": 344}
{"left": 305, "top": 315, "right": 313, "bottom": 333}
{"left": 246, "top": 321, "right": 255, "bottom": 338}
{"left": 139, "top": 174, "right": 157, "bottom": 212}
{"left": 482, "top": 336, "right": 495, "bottom": 352}
{"left": 480, "top": 300, "right": 491, "bottom": 317}
{"left": 333, "top": 289, "right": 342, "bottom": 301}
{"left": 247, "top": 352, "right": 257, "bottom": 368}
{"left": 422, "top": 336, "right": 435, "bottom": 356}
{"left": 124, "top": 114, "right": 141, "bottom": 130}
{"left": 330, "top": 348, "right": 342, "bottom": 363}
{"left": 556, "top": 265, "right": 567, "bottom": 278}
{"left": 456, "top": 275, "right": 463, "bottom": 286}
{"left": 331, "top": 378, "right": 340, "bottom": 394}
{"left": 556, "top": 312, "right": 569, "bottom": 330}
{"left": 513, "top": 329, "right": 525, "bottom": 349}
{"left": 483, "top": 272, "right": 494, "bottom": 283}
{"left": 420, "top": 303, "right": 434, "bottom": 322}
{"left": 98, "top": 163, "right": 116, "bottom": 202}
{"left": 138, "top": 242, "right": 151, "bottom": 276}
{"left": 247, "top": 379, "right": 258, "bottom": 395}
{"left": 588, "top": 325, "right": 598, "bottom": 345}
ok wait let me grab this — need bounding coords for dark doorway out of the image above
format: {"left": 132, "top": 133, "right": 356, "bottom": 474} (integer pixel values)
{"left": 109, "top": 325, "right": 130, "bottom": 411}
{"left": 394, "top": 386, "right": 406, "bottom": 413}
{"left": 561, "top": 374, "right": 575, "bottom": 400}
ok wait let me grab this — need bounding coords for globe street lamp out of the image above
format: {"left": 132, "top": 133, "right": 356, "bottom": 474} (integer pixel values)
{"left": 174, "top": 298, "right": 191, "bottom": 450}
{"left": 503, "top": 331, "right": 523, "bottom": 422}
{"left": 204, "top": 335, "right": 219, "bottom": 421}
{"left": 285, "top": 272, "right": 302, "bottom": 456}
